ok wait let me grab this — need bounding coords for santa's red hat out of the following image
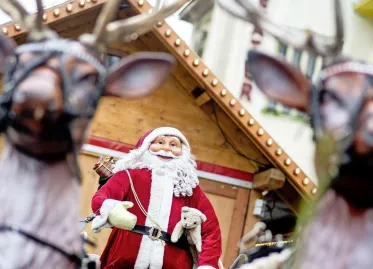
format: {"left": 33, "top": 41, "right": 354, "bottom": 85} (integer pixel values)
{"left": 113, "top": 127, "right": 192, "bottom": 173}
{"left": 135, "top": 127, "right": 190, "bottom": 151}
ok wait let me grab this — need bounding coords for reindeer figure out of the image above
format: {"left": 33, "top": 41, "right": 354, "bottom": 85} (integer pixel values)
{"left": 219, "top": 0, "right": 373, "bottom": 268}
{"left": 0, "top": 0, "right": 191, "bottom": 268}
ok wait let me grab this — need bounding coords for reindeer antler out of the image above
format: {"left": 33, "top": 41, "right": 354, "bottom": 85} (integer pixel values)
{"left": 0, "top": 0, "right": 29, "bottom": 29}
{"left": 89, "top": 0, "right": 123, "bottom": 45}
{"left": 218, "top": 0, "right": 344, "bottom": 57}
{"left": 0, "top": 0, "right": 56, "bottom": 40}
{"left": 90, "top": 0, "right": 167, "bottom": 44}
{"left": 34, "top": 0, "right": 44, "bottom": 34}
{"left": 104, "top": 0, "right": 190, "bottom": 44}
{"left": 80, "top": 0, "right": 191, "bottom": 48}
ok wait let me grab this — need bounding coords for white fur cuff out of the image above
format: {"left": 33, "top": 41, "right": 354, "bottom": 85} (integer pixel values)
{"left": 197, "top": 266, "right": 216, "bottom": 269}
{"left": 92, "top": 199, "right": 122, "bottom": 233}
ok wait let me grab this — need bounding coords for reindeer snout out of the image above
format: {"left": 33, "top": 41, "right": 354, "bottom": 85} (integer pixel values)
{"left": 12, "top": 69, "right": 63, "bottom": 120}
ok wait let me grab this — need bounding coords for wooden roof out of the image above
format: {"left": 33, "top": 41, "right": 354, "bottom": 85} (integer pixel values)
{"left": 0, "top": 0, "right": 318, "bottom": 206}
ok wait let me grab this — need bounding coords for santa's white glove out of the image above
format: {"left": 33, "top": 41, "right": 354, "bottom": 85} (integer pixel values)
{"left": 108, "top": 201, "right": 137, "bottom": 230}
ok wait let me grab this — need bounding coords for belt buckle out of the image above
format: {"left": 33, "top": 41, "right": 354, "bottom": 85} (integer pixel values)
{"left": 148, "top": 226, "right": 162, "bottom": 241}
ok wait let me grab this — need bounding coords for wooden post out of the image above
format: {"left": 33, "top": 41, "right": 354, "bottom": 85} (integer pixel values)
{"left": 223, "top": 188, "right": 250, "bottom": 267}
{"left": 242, "top": 189, "right": 263, "bottom": 248}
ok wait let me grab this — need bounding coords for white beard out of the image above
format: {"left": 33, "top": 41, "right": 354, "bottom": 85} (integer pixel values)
{"left": 113, "top": 147, "right": 199, "bottom": 197}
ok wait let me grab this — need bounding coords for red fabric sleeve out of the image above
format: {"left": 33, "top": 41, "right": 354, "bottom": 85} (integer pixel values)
{"left": 91, "top": 170, "right": 131, "bottom": 215}
{"left": 193, "top": 186, "right": 222, "bottom": 269}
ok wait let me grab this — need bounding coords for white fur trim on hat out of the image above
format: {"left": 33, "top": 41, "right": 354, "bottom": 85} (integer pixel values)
{"left": 138, "top": 127, "right": 190, "bottom": 152}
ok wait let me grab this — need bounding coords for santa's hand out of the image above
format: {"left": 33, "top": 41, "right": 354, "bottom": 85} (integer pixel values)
{"left": 108, "top": 201, "right": 137, "bottom": 230}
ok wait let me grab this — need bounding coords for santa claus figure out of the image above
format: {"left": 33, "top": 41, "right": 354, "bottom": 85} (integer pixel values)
{"left": 91, "top": 127, "right": 222, "bottom": 269}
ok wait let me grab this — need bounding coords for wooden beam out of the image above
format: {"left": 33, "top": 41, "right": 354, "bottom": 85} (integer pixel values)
{"left": 253, "top": 168, "right": 286, "bottom": 191}
{"left": 199, "top": 178, "right": 238, "bottom": 199}
{"left": 194, "top": 92, "right": 211, "bottom": 107}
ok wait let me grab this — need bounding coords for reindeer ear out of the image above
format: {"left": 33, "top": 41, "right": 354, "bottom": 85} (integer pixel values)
{"left": 0, "top": 33, "right": 16, "bottom": 74}
{"left": 105, "top": 52, "right": 175, "bottom": 100}
{"left": 200, "top": 213, "right": 207, "bottom": 222}
{"left": 247, "top": 50, "right": 311, "bottom": 112}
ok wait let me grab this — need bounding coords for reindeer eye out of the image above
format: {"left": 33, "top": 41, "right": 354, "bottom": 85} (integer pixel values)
{"left": 184, "top": 217, "right": 186, "bottom": 220}
{"left": 319, "top": 89, "right": 330, "bottom": 104}
{"left": 77, "top": 73, "right": 97, "bottom": 83}
{"left": 194, "top": 222, "right": 197, "bottom": 225}
{"left": 320, "top": 89, "right": 345, "bottom": 107}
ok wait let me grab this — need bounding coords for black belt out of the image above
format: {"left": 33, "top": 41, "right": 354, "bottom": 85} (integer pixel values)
{"left": 131, "top": 225, "right": 189, "bottom": 250}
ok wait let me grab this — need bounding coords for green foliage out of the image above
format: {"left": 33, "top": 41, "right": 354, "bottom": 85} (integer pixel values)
{"left": 288, "top": 132, "right": 339, "bottom": 268}
{"left": 261, "top": 107, "right": 309, "bottom": 124}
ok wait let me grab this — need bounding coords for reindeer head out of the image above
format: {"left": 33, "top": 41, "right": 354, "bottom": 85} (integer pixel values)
{"left": 219, "top": 0, "right": 373, "bottom": 208}
{"left": 0, "top": 0, "right": 189, "bottom": 177}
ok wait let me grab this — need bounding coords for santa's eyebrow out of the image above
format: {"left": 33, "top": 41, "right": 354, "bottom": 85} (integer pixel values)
{"left": 170, "top": 138, "right": 181, "bottom": 144}
{"left": 159, "top": 135, "right": 179, "bottom": 140}
{"left": 168, "top": 136, "right": 181, "bottom": 141}
{"left": 153, "top": 135, "right": 181, "bottom": 145}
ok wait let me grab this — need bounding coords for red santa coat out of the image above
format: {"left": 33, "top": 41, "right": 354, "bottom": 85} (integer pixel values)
{"left": 91, "top": 168, "right": 222, "bottom": 269}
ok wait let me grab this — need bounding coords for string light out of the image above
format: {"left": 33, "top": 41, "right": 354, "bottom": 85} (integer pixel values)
{"left": 255, "top": 239, "right": 293, "bottom": 247}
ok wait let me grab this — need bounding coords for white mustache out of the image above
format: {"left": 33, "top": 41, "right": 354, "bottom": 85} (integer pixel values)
{"left": 149, "top": 149, "right": 178, "bottom": 159}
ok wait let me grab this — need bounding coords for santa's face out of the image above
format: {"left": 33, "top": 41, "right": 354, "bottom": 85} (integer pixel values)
{"left": 113, "top": 131, "right": 199, "bottom": 196}
{"left": 149, "top": 136, "right": 182, "bottom": 162}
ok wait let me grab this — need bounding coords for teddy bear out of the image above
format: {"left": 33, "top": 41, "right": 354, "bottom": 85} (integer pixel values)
{"left": 171, "top": 206, "right": 207, "bottom": 268}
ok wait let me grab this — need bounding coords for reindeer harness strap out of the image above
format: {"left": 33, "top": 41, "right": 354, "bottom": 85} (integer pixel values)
{"left": 0, "top": 225, "right": 86, "bottom": 266}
